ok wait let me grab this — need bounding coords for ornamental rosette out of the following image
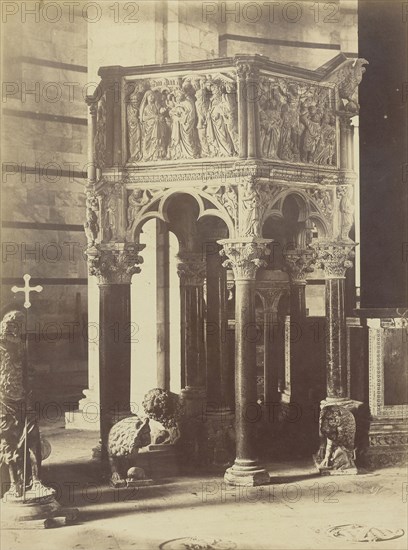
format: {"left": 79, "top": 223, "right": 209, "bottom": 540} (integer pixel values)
{"left": 283, "top": 248, "right": 316, "bottom": 284}
{"left": 218, "top": 239, "right": 271, "bottom": 280}
{"left": 311, "top": 240, "right": 355, "bottom": 278}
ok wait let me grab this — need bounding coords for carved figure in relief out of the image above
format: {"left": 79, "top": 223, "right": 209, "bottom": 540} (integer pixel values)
{"left": 84, "top": 193, "right": 99, "bottom": 246}
{"left": 241, "top": 179, "right": 262, "bottom": 237}
{"left": 168, "top": 89, "right": 199, "bottom": 160}
{"left": 221, "top": 82, "right": 239, "bottom": 154}
{"left": 140, "top": 90, "right": 168, "bottom": 161}
{"left": 300, "top": 106, "right": 322, "bottom": 163}
{"left": 206, "top": 82, "right": 235, "bottom": 157}
{"left": 221, "top": 186, "right": 238, "bottom": 222}
{"left": 260, "top": 98, "right": 282, "bottom": 159}
{"left": 127, "top": 100, "right": 142, "bottom": 162}
{"left": 314, "top": 114, "right": 336, "bottom": 165}
{"left": 339, "top": 187, "right": 354, "bottom": 241}
{"left": 127, "top": 189, "right": 152, "bottom": 230}
{"left": 0, "top": 311, "right": 53, "bottom": 499}
{"left": 194, "top": 78, "right": 210, "bottom": 157}
{"left": 103, "top": 191, "right": 119, "bottom": 242}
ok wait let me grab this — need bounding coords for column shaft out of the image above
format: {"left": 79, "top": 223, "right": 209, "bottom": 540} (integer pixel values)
{"left": 206, "top": 247, "right": 233, "bottom": 411}
{"left": 156, "top": 221, "right": 170, "bottom": 390}
{"left": 99, "top": 283, "right": 131, "bottom": 448}
{"left": 325, "top": 278, "right": 348, "bottom": 399}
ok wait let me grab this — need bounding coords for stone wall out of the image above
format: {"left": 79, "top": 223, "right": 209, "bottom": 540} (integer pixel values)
{"left": 1, "top": 3, "right": 88, "bottom": 408}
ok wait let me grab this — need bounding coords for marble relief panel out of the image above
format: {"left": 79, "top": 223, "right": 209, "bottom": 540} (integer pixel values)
{"left": 125, "top": 72, "right": 238, "bottom": 162}
{"left": 258, "top": 76, "right": 337, "bottom": 166}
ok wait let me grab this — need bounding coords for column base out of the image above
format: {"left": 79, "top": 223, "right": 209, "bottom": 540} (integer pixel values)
{"left": 205, "top": 409, "right": 235, "bottom": 467}
{"left": 180, "top": 386, "right": 206, "bottom": 417}
{"left": 64, "top": 390, "right": 100, "bottom": 431}
{"left": 224, "top": 460, "right": 270, "bottom": 486}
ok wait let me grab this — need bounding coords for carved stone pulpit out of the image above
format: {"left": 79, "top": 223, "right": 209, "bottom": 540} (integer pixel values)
{"left": 84, "top": 53, "right": 367, "bottom": 483}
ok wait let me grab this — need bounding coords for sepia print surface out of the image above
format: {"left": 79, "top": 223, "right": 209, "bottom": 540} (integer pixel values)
{"left": 0, "top": 1, "right": 407, "bottom": 549}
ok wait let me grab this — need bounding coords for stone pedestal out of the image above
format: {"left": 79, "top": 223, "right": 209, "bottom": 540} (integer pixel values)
{"left": 365, "top": 317, "right": 408, "bottom": 467}
{"left": 219, "top": 239, "right": 271, "bottom": 486}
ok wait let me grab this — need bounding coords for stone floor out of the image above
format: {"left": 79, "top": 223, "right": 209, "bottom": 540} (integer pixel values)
{"left": 2, "top": 421, "right": 407, "bottom": 550}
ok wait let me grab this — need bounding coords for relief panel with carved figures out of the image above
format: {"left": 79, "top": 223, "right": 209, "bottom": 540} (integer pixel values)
{"left": 258, "top": 76, "right": 337, "bottom": 166}
{"left": 125, "top": 72, "right": 238, "bottom": 163}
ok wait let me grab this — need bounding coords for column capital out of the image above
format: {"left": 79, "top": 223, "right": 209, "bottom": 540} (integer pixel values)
{"left": 218, "top": 239, "right": 272, "bottom": 281}
{"left": 86, "top": 243, "right": 144, "bottom": 284}
{"left": 283, "top": 248, "right": 316, "bottom": 284}
{"left": 311, "top": 240, "right": 355, "bottom": 279}
{"left": 177, "top": 251, "right": 206, "bottom": 286}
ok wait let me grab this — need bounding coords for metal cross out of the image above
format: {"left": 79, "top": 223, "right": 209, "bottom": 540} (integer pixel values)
{"left": 11, "top": 274, "right": 43, "bottom": 309}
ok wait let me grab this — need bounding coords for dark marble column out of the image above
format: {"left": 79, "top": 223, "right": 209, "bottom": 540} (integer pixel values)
{"left": 156, "top": 220, "right": 170, "bottom": 390}
{"left": 257, "top": 287, "right": 286, "bottom": 406}
{"left": 177, "top": 251, "right": 207, "bottom": 414}
{"left": 311, "top": 241, "right": 356, "bottom": 402}
{"left": 219, "top": 239, "right": 271, "bottom": 486}
{"left": 283, "top": 249, "right": 315, "bottom": 403}
{"left": 205, "top": 244, "right": 234, "bottom": 413}
{"left": 86, "top": 243, "right": 144, "bottom": 460}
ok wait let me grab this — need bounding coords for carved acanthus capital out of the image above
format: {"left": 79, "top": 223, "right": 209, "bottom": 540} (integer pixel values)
{"left": 311, "top": 240, "right": 355, "bottom": 279}
{"left": 177, "top": 252, "right": 206, "bottom": 286}
{"left": 284, "top": 248, "right": 316, "bottom": 284}
{"left": 256, "top": 286, "right": 288, "bottom": 312}
{"left": 218, "top": 239, "right": 271, "bottom": 280}
{"left": 86, "top": 243, "right": 144, "bottom": 284}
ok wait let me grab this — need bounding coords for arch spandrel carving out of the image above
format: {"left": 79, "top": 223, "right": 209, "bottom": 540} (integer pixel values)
{"left": 125, "top": 186, "right": 237, "bottom": 242}
{"left": 88, "top": 54, "right": 367, "bottom": 247}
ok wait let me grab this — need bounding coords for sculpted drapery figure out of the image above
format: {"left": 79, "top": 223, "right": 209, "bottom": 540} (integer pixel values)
{"left": 221, "top": 82, "right": 239, "bottom": 153}
{"left": 127, "top": 100, "right": 142, "bottom": 162}
{"left": 300, "top": 106, "right": 322, "bottom": 163}
{"left": 127, "top": 189, "right": 152, "bottom": 230}
{"left": 206, "top": 82, "right": 236, "bottom": 157}
{"left": 241, "top": 179, "right": 262, "bottom": 237}
{"left": 193, "top": 78, "right": 210, "bottom": 157}
{"left": 339, "top": 187, "right": 354, "bottom": 241}
{"left": 314, "top": 114, "right": 336, "bottom": 165}
{"left": 140, "top": 90, "right": 168, "bottom": 161}
{"left": 260, "top": 97, "right": 282, "bottom": 159}
{"left": 168, "top": 88, "right": 199, "bottom": 160}
{"left": 0, "top": 311, "right": 52, "bottom": 499}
